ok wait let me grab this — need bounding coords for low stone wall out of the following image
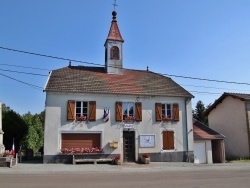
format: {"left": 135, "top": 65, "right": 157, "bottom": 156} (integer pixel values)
{"left": 147, "top": 151, "right": 194, "bottom": 162}
{"left": 43, "top": 153, "right": 116, "bottom": 164}
{"left": 44, "top": 152, "right": 194, "bottom": 164}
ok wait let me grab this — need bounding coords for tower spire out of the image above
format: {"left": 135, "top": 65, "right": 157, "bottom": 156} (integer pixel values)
{"left": 104, "top": 3, "right": 124, "bottom": 74}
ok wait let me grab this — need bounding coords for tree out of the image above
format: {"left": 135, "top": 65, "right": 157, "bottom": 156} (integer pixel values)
{"left": 193, "top": 100, "right": 208, "bottom": 125}
{"left": 2, "top": 104, "right": 28, "bottom": 151}
{"left": 23, "top": 111, "right": 44, "bottom": 155}
{"left": 25, "top": 116, "right": 44, "bottom": 154}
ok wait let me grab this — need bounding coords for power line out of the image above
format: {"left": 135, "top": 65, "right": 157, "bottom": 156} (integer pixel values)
{"left": 0, "top": 46, "right": 101, "bottom": 67}
{"left": 0, "top": 62, "right": 244, "bottom": 95}
{"left": 0, "top": 63, "right": 51, "bottom": 71}
{"left": 0, "top": 68, "right": 48, "bottom": 76}
{"left": 163, "top": 73, "right": 250, "bottom": 86}
{"left": 0, "top": 73, "right": 43, "bottom": 91}
{"left": 189, "top": 91, "right": 221, "bottom": 95}
{"left": 1, "top": 46, "right": 250, "bottom": 86}
{"left": 180, "top": 83, "right": 250, "bottom": 92}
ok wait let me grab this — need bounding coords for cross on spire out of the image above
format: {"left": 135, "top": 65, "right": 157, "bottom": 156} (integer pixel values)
{"left": 112, "top": 0, "right": 118, "bottom": 11}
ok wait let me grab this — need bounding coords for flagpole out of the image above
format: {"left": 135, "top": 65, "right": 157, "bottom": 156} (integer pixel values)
{"left": 12, "top": 138, "right": 15, "bottom": 158}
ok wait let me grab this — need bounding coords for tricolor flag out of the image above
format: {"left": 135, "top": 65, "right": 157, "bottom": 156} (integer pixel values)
{"left": 103, "top": 108, "right": 109, "bottom": 122}
{"left": 11, "top": 140, "right": 15, "bottom": 157}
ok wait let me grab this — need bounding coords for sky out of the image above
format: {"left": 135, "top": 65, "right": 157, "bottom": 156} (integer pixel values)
{"left": 0, "top": 0, "right": 250, "bottom": 115}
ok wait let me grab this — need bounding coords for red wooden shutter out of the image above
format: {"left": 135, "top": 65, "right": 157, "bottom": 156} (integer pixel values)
{"left": 163, "top": 131, "right": 174, "bottom": 150}
{"left": 167, "top": 131, "right": 174, "bottom": 149}
{"left": 135, "top": 102, "right": 142, "bottom": 121}
{"left": 155, "top": 103, "right": 162, "bottom": 122}
{"left": 173, "top": 103, "right": 179, "bottom": 121}
{"left": 163, "top": 131, "right": 168, "bottom": 150}
{"left": 88, "top": 101, "right": 96, "bottom": 122}
{"left": 67, "top": 100, "right": 75, "bottom": 121}
{"left": 116, "top": 102, "right": 122, "bottom": 122}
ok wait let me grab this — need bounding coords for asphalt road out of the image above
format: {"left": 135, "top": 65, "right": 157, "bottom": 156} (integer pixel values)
{"left": 0, "top": 162, "right": 250, "bottom": 188}
{"left": 1, "top": 170, "right": 250, "bottom": 188}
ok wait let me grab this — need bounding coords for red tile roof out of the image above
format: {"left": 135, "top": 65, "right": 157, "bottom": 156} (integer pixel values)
{"left": 44, "top": 66, "right": 193, "bottom": 98}
{"left": 205, "top": 92, "right": 250, "bottom": 115}
{"left": 193, "top": 119, "right": 225, "bottom": 140}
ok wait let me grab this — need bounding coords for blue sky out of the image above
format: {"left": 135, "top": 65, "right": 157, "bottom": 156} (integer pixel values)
{"left": 1, "top": 0, "right": 250, "bottom": 115}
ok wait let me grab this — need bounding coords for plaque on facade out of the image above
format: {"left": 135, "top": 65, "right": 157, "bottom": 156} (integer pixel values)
{"left": 139, "top": 135, "right": 155, "bottom": 148}
{"left": 123, "top": 124, "right": 134, "bottom": 129}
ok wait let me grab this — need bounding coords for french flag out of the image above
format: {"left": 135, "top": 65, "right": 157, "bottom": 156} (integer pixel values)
{"left": 11, "top": 141, "right": 15, "bottom": 158}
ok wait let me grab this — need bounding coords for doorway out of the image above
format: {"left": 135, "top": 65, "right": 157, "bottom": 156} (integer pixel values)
{"left": 123, "top": 131, "right": 135, "bottom": 162}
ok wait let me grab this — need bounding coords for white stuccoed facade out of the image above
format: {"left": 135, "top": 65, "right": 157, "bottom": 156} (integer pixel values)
{"left": 44, "top": 92, "right": 194, "bottom": 163}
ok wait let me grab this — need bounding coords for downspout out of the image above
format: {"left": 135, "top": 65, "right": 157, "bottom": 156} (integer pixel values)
{"left": 185, "top": 98, "right": 190, "bottom": 162}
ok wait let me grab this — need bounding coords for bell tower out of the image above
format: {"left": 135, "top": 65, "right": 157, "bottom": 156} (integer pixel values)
{"left": 104, "top": 10, "right": 124, "bottom": 74}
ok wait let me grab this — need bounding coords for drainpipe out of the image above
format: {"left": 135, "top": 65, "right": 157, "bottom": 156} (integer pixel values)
{"left": 185, "top": 98, "right": 190, "bottom": 162}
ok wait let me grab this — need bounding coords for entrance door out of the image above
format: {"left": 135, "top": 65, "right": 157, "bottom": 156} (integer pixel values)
{"left": 123, "top": 131, "right": 135, "bottom": 162}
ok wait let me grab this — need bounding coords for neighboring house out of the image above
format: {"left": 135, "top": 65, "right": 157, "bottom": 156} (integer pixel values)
{"left": 193, "top": 118, "right": 225, "bottom": 164}
{"left": 205, "top": 92, "right": 250, "bottom": 160}
{"left": 43, "top": 10, "right": 194, "bottom": 163}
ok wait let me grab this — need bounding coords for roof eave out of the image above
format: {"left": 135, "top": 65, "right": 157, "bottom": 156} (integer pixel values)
{"left": 44, "top": 89, "right": 193, "bottom": 98}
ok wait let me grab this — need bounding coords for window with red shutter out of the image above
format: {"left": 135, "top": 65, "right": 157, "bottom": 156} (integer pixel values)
{"left": 135, "top": 102, "right": 142, "bottom": 121}
{"left": 155, "top": 103, "right": 162, "bottom": 122}
{"left": 89, "top": 101, "right": 96, "bottom": 122}
{"left": 67, "top": 101, "right": 96, "bottom": 122}
{"left": 67, "top": 100, "right": 75, "bottom": 121}
{"left": 157, "top": 103, "right": 180, "bottom": 122}
{"left": 173, "top": 103, "right": 179, "bottom": 121}
{"left": 116, "top": 102, "right": 122, "bottom": 122}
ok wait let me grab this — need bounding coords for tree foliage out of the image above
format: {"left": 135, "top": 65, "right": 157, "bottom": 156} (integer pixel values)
{"left": 2, "top": 104, "right": 28, "bottom": 151}
{"left": 25, "top": 116, "right": 44, "bottom": 154}
{"left": 2, "top": 103, "right": 44, "bottom": 155}
{"left": 193, "top": 100, "right": 209, "bottom": 125}
{"left": 23, "top": 111, "right": 44, "bottom": 155}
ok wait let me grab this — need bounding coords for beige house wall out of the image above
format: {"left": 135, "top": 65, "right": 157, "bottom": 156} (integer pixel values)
{"left": 208, "top": 96, "right": 250, "bottom": 159}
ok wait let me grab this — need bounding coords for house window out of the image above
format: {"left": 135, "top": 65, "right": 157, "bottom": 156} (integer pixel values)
{"left": 116, "top": 102, "right": 142, "bottom": 122}
{"left": 155, "top": 103, "right": 179, "bottom": 122}
{"left": 162, "top": 131, "right": 174, "bottom": 150}
{"left": 122, "top": 102, "right": 134, "bottom": 120}
{"left": 111, "top": 46, "right": 119, "bottom": 60}
{"left": 67, "top": 100, "right": 96, "bottom": 121}
{"left": 76, "top": 101, "right": 88, "bottom": 119}
{"left": 162, "top": 104, "right": 172, "bottom": 119}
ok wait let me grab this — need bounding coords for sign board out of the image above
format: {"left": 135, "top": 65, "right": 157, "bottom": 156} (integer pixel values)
{"left": 139, "top": 135, "right": 155, "bottom": 148}
{"left": 123, "top": 124, "right": 134, "bottom": 129}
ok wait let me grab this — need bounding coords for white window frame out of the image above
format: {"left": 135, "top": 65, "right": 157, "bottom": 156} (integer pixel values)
{"left": 75, "top": 101, "right": 89, "bottom": 119}
{"left": 122, "top": 102, "right": 135, "bottom": 120}
{"left": 161, "top": 103, "right": 173, "bottom": 119}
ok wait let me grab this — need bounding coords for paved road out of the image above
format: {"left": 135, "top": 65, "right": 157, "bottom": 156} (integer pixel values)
{"left": 0, "top": 162, "right": 250, "bottom": 188}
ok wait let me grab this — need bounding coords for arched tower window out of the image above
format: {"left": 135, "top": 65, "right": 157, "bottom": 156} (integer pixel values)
{"left": 110, "top": 46, "right": 119, "bottom": 60}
